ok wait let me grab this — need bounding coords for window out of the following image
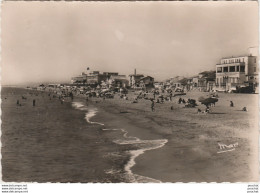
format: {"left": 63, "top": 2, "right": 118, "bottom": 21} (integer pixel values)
{"left": 236, "top": 66, "right": 239, "bottom": 72}
{"left": 254, "top": 67, "right": 256, "bottom": 72}
{"left": 229, "top": 66, "right": 235, "bottom": 72}
{"left": 223, "top": 67, "right": 228, "bottom": 72}
{"left": 217, "top": 67, "right": 222, "bottom": 73}
{"left": 240, "top": 66, "right": 245, "bottom": 72}
{"left": 255, "top": 58, "right": 257, "bottom": 63}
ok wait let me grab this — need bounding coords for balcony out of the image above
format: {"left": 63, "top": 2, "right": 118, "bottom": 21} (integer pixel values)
{"left": 216, "top": 62, "right": 245, "bottom": 66}
{"left": 216, "top": 71, "right": 245, "bottom": 74}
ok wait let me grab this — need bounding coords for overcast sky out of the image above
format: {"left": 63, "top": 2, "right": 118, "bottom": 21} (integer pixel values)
{"left": 2, "top": 1, "right": 258, "bottom": 85}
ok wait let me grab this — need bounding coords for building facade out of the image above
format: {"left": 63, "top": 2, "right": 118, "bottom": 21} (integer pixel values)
{"left": 129, "top": 74, "right": 144, "bottom": 87}
{"left": 139, "top": 76, "right": 154, "bottom": 88}
{"left": 108, "top": 75, "right": 129, "bottom": 88}
{"left": 215, "top": 55, "right": 258, "bottom": 92}
{"left": 71, "top": 76, "right": 85, "bottom": 84}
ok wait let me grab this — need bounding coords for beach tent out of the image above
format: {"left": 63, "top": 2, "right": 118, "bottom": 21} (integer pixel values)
{"left": 198, "top": 97, "right": 218, "bottom": 106}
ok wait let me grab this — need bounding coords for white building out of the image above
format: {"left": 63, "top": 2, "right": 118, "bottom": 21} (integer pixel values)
{"left": 215, "top": 54, "right": 258, "bottom": 92}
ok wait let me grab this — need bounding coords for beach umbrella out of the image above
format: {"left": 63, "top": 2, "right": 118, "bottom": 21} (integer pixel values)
{"left": 198, "top": 97, "right": 218, "bottom": 106}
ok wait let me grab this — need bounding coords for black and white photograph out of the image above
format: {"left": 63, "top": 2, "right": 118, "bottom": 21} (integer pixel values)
{"left": 1, "top": 1, "right": 259, "bottom": 185}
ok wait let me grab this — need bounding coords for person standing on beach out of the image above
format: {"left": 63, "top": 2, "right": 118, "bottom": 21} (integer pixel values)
{"left": 151, "top": 100, "right": 155, "bottom": 112}
{"left": 169, "top": 93, "right": 172, "bottom": 101}
{"left": 70, "top": 92, "right": 74, "bottom": 100}
{"left": 33, "top": 99, "right": 36, "bottom": 106}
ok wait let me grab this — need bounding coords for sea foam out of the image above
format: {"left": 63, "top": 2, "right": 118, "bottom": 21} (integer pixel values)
{"left": 72, "top": 101, "right": 167, "bottom": 182}
{"left": 72, "top": 102, "right": 85, "bottom": 109}
{"left": 72, "top": 102, "right": 104, "bottom": 126}
{"left": 84, "top": 108, "right": 104, "bottom": 126}
{"left": 113, "top": 129, "right": 168, "bottom": 183}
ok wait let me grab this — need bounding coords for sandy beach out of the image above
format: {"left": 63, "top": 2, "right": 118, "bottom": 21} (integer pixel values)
{"left": 1, "top": 87, "right": 258, "bottom": 182}
{"left": 92, "top": 90, "right": 259, "bottom": 182}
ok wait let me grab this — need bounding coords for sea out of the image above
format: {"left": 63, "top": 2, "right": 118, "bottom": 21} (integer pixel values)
{"left": 71, "top": 101, "right": 168, "bottom": 183}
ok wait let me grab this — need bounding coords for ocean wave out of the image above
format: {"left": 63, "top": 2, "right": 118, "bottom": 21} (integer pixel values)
{"left": 72, "top": 102, "right": 85, "bottom": 109}
{"left": 72, "top": 101, "right": 167, "bottom": 182}
{"left": 113, "top": 129, "right": 168, "bottom": 183}
{"left": 84, "top": 109, "right": 104, "bottom": 126}
{"left": 102, "top": 129, "right": 120, "bottom": 131}
{"left": 72, "top": 102, "right": 104, "bottom": 126}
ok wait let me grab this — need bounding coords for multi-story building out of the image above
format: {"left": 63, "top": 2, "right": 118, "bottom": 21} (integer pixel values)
{"left": 215, "top": 55, "right": 258, "bottom": 92}
{"left": 197, "top": 71, "right": 216, "bottom": 91}
{"left": 129, "top": 74, "right": 144, "bottom": 87}
{"left": 139, "top": 76, "right": 154, "bottom": 88}
{"left": 86, "top": 73, "right": 107, "bottom": 85}
{"left": 103, "top": 72, "right": 119, "bottom": 77}
{"left": 108, "top": 75, "right": 129, "bottom": 88}
{"left": 71, "top": 70, "right": 124, "bottom": 86}
{"left": 71, "top": 75, "right": 85, "bottom": 84}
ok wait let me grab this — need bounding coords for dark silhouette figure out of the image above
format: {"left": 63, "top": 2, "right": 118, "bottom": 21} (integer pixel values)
{"left": 169, "top": 93, "right": 172, "bottom": 101}
{"left": 33, "top": 99, "right": 36, "bottom": 106}
{"left": 151, "top": 100, "right": 155, "bottom": 112}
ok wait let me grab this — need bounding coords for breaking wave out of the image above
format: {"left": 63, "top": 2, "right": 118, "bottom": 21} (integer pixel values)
{"left": 84, "top": 108, "right": 104, "bottom": 126}
{"left": 72, "top": 101, "right": 168, "bottom": 183}
{"left": 106, "top": 129, "right": 168, "bottom": 183}
{"left": 72, "top": 102, "right": 104, "bottom": 126}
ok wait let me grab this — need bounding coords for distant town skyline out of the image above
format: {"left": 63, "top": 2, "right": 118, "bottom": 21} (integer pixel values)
{"left": 2, "top": 1, "right": 258, "bottom": 85}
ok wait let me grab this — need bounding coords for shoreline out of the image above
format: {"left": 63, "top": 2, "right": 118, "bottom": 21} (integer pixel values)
{"left": 1, "top": 87, "right": 258, "bottom": 182}
{"left": 86, "top": 91, "right": 258, "bottom": 182}
{"left": 72, "top": 99, "right": 168, "bottom": 183}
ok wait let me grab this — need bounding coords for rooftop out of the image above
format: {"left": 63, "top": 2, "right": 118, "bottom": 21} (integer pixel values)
{"left": 129, "top": 74, "right": 144, "bottom": 77}
{"left": 221, "top": 55, "right": 256, "bottom": 60}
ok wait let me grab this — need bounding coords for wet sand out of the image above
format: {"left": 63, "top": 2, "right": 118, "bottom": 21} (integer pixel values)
{"left": 92, "top": 91, "right": 259, "bottom": 182}
{"left": 1, "top": 87, "right": 258, "bottom": 182}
